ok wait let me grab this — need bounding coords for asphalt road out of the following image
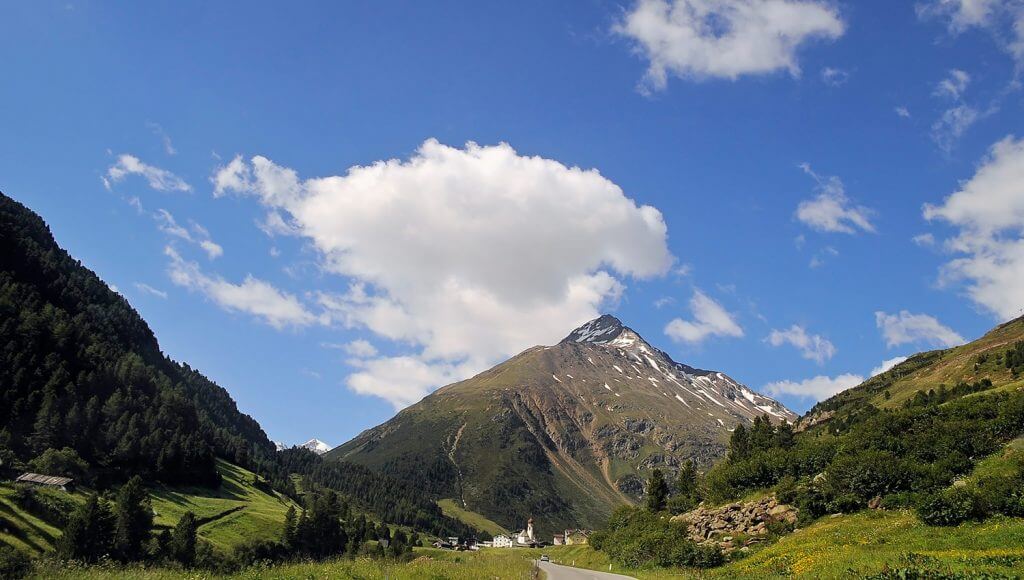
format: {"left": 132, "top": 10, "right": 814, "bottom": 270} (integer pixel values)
{"left": 537, "top": 560, "right": 636, "bottom": 580}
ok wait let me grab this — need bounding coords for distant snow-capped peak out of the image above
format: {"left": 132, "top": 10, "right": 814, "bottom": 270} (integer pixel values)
{"left": 300, "top": 438, "right": 333, "bottom": 454}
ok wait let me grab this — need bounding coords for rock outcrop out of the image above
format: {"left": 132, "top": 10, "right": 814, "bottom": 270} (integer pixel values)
{"left": 671, "top": 495, "right": 798, "bottom": 552}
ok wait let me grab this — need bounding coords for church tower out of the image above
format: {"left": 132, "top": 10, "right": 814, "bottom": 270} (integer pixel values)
{"left": 527, "top": 517, "right": 535, "bottom": 542}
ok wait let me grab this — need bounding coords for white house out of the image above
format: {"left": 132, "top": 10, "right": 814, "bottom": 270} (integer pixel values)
{"left": 492, "top": 534, "right": 514, "bottom": 548}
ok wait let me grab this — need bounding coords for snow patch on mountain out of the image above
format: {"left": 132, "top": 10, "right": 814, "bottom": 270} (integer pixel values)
{"left": 300, "top": 438, "right": 333, "bottom": 454}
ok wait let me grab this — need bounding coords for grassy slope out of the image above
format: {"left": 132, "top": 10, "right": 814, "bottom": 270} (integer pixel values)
{"left": 814, "top": 316, "right": 1024, "bottom": 417}
{"left": 528, "top": 512, "right": 1024, "bottom": 579}
{"left": 149, "top": 459, "right": 299, "bottom": 550}
{"left": 2, "top": 459, "right": 297, "bottom": 556}
{"left": 437, "top": 499, "right": 509, "bottom": 537}
{"left": 531, "top": 437, "right": 1024, "bottom": 578}
{"left": 30, "top": 547, "right": 538, "bottom": 579}
{"left": 0, "top": 485, "right": 82, "bottom": 554}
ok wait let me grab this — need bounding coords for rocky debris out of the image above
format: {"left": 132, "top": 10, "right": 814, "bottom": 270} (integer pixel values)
{"left": 615, "top": 474, "right": 645, "bottom": 496}
{"left": 795, "top": 409, "right": 834, "bottom": 432}
{"left": 670, "top": 495, "right": 798, "bottom": 552}
{"left": 624, "top": 418, "right": 655, "bottom": 434}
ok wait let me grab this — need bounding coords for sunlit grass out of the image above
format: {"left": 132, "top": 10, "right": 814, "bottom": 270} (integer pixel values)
{"left": 29, "top": 548, "right": 539, "bottom": 579}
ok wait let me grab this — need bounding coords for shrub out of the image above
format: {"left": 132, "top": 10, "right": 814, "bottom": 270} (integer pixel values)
{"left": 0, "top": 546, "right": 31, "bottom": 579}
{"left": 592, "top": 507, "right": 722, "bottom": 569}
{"left": 11, "top": 486, "right": 76, "bottom": 527}
{"left": 916, "top": 487, "right": 984, "bottom": 526}
{"left": 28, "top": 447, "right": 90, "bottom": 484}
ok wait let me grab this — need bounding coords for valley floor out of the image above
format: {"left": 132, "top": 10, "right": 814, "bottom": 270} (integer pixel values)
{"left": 527, "top": 510, "right": 1024, "bottom": 579}
{"left": 17, "top": 511, "right": 1024, "bottom": 579}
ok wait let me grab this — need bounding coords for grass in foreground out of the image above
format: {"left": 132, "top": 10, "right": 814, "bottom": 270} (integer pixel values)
{"left": 29, "top": 548, "right": 538, "bottom": 579}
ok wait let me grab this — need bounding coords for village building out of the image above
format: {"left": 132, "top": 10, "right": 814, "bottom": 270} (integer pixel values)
{"left": 564, "top": 529, "right": 591, "bottom": 545}
{"left": 552, "top": 533, "right": 565, "bottom": 545}
{"left": 492, "top": 534, "right": 514, "bottom": 548}
{"left": 15, "top": 473, "right": 75, "bottom": 492}
{"left": 515, "top": 517, "right": 541, "bottom": 547}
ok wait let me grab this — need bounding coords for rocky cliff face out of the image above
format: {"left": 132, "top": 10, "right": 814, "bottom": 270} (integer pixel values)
{"left": 329, "top": 315, "right": 795, "bottom": 534}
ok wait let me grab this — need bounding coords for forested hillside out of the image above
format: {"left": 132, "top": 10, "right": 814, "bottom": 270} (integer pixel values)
{"left": 0, "top": 191, "right": 471, "bottom": 540}
{"left": 0, "top": 192, "right": 274, "bottom": 488}
{"left": 699, "top": 315, "right": 1024, "bottom": 524}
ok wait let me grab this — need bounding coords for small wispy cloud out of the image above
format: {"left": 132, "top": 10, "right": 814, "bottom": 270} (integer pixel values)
{"left": 134, "top": 282, "right": 168, "bottom": 299}
{"left": 664, "top": 290, "right": 744, "bottom": 345}
{"left": 821, "top": 66, "right": 850, "bottom": 87}
{"left": 796, "top": 164, "right": 875, "bottom": 234}
{"left": 145, "top": 121, "right": 177, "bottom": 156}
{"left": 154, "top": 209, "right": 223, "bottom": 260}
{"left": 766, "top": 324, "right": 837, "bottom": 364}
{"left": 104, "top": 154, "right": 191, "bottom": 192}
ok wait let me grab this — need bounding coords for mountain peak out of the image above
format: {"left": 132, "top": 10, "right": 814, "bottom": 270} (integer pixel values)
{"left": 300, "top": 438, "right": 333, "bottom": 455}
{"left": 561, "top": 314, "right": 628, "bottom": 344}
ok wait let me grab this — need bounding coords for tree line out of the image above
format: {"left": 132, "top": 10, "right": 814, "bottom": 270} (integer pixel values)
{"left": 0, "top": 192, "right": 471, "bottom": 540}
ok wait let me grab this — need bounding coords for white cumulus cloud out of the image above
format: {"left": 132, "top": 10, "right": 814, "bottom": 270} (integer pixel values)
{"left": 346, "top": 357, "right": 481, "bottom": 410}
{"left": 104, "top": 154, "right": 191, "bottom": 192}
{"left": 342, "top": 339, "right": 379, "bottom": 358}
{"left": 613, "top": 0, "right": 844, "bottom": 91}
{"left": 766, "top": 324, "right": 836, "bottom": 364}
{"left": 875, "top": 310, "right": 965, "bottom": 348}
{"left": 165, "top": 246, "right": 316, "bottom": 329}
{"left": 870, "top": 355, "right": 909, "bottom": 377}
{"left": 664, "top": 290, "right": 744, "bottom": 344}
{"left": 763, "top": 373, "right": 864, "bottom": 400}
{"left": 765, "top": 354, "right": 910, "bottom": 403}
{"left": 213, "top": 139, "right": 673, "bottom": 408}
{"left": 924, "top": 135, "right": 1024, "bottom": 320}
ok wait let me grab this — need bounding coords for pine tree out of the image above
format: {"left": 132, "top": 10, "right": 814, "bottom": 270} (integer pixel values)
{"left": 57, "top": 495, "right": 114, "bottom": 562}
{"left": 748, "top": 414, "right": 774, "bottom": 450}
{"left": 676, "top": 460, "right": 697, "bottom": 497}
{"left": 645, "top": 468, "right": 669, "bottom": 512}
{"left": 729, "top": 423, "right": 750, "bottom": 461}
{"left": 775, "top": 421, "right": 795, "bottom": 449}
{"left": 169, "top": 511, "right": 198, "bottom": 566}
{"left": 113, "top": 475, "right": 153, "bottom": 561}
{"left": 282, "top": 505, "right": 297, "bottom": 548}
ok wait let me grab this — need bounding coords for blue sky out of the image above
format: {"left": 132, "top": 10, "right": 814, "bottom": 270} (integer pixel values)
{"left": 3, "top": 1, "right": 1024, "bottom": 446}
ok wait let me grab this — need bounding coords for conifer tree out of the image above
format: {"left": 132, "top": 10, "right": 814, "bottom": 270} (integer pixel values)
{"left": 57, "top": 495, "right": 115, "bottom": 562}
{"left": 169, "top": 511, "right": 198, "bottom": 566}
{"left": 645, "top": 468, "right": 669, "bottom": 512}
{"left": 113, "top": 476, "right": 153, "bottom": 561}
{"left": 282, "top": 505, "right": 297, "bottom": 548}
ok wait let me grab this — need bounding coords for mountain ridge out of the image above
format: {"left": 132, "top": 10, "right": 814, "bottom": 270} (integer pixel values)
{"left": 330, "top": 314, "right": 795, "bottom": 533}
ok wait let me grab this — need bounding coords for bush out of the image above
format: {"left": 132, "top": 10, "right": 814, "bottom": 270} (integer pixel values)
{"left": 28, "top": 447, "right": 90, "bottom": 484}
{"left": 11, "top": 486, "right": 76, "bottom": 527}
{"left": 917, "top": 487, "right": 984, "bottom": 526}
{"left": 591, "top": 507, "right": 722, "bottom": 569}
{"left": 0, "top": 546, "right": 31, "bottom": 579}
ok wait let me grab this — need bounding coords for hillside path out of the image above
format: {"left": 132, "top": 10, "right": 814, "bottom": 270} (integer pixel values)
{"left": 537, "top": 560, "right": 636, "bottom": 580}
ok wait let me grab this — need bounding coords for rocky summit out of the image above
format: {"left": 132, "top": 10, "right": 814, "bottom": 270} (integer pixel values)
{"left": 328, "top": 315, "right": 795, "bottom": 534}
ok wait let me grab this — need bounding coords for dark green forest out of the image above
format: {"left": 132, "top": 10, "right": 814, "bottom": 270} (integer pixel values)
{"left": 0, "top": 191, "right": 471, "bottom": 543}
